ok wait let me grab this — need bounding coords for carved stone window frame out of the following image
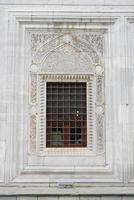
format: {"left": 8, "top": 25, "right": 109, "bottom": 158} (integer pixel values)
{"left": 28, "top": 29, "right": 105, "bottom": 157}
{"left": 30, "top": 73, "right": 96, "bottom": 156}
{"left": 4, "top": 9, "right": 126, "bottom": 192}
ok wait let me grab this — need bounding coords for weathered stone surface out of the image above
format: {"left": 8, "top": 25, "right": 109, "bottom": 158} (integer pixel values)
{"left": 0, "top": 0, "right": 134, "bottom": 197}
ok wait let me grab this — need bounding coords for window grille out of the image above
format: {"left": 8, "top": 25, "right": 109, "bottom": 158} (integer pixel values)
{"left": 46, "top": 82, "right": 87, "bottom": 148}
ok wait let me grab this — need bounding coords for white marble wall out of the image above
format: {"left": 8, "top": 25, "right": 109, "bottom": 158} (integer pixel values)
{"left": 0, "top": 0, "right": 134, "bottom": 197}
{"left": 0, "top": 196, "right": 134, "bottom": 200}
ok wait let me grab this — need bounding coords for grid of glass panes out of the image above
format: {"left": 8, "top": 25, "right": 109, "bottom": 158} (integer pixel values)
{"left": 46, "top": 82, "right": 87, "bottom": 147}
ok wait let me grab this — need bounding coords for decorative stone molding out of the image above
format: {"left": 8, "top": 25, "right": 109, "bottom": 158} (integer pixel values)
{"left": 30, "top": 32, "right": 103, "bottom": 65}
{"left": 30, "top": 74, "right": 37, "bottom": 103}
{"left": 37, "top": 74, "right": 95, "bottom": 156}
{"left": 28, "top": 29, "right": 105, "bottom": 156}
{"left": 29, "top": 115, "right": 36, "bottom": 153}
{"left": 3, "top": 9, "right": 126, "bottom": 192}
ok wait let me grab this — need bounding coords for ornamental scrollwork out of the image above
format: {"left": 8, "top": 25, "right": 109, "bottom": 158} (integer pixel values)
{"left": 30, "top": 31, "right": 103, "bottom": 65}
{"left": 30, "top": 74, "right": 37, "bottom": 104}
{"left": 30, "top": 115, "right": 36, "bottom": 153}
{"left": 28, "top": 29, "right": 105, "bottom": 155}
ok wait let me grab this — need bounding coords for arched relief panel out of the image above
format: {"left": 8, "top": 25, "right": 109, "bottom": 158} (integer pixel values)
{"left": 31, "top": 33, "right": 102, "bottom": 66}
{"left": 28, "top": 30, "right": 105, "bottom": 158}
{"left": 40, "top": 43, "right": 94, "bottom": 74}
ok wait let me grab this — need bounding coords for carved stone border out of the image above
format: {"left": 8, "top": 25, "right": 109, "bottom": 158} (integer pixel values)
{"left": 29, "top": 69, "right": 105, "bottom": 156}
{"left": 40, "top": 74, "right": 95, "bottom": 156}
{"left": 28, "top": 30, "right": 105, "bottom": 156}
{"left": 4, "top": 9, "right": 125, "bottom": 189}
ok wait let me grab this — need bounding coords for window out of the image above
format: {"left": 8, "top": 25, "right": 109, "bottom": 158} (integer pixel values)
{"left": 28, "top": 30, "right": 105, "bottom": 156}
{"left": 30, "top": 73, "right": 96, "bottom": 155}
{"left": 46, "top": 82, "right": 87, "bottom": 148}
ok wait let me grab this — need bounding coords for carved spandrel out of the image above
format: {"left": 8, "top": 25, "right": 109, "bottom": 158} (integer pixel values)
{"left": 78, "top": 34, "right": 104, "bottom": 56}
{"left": 30, "top": 31, "right": 103, "bottom": 65}
{"left": 31, "top": 33, "right": 58, "bottom": 55}
{"left": 72, "top": 36, "right": 100, "bottom": 64}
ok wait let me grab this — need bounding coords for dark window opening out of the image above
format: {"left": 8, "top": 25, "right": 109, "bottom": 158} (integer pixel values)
{"left": 46, "top": 82, "right": 87, "bottom": 148}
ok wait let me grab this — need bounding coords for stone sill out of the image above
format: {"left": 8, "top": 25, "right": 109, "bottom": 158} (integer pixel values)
{"left": 0, "top": 186, "right": 134, "bottom": 195}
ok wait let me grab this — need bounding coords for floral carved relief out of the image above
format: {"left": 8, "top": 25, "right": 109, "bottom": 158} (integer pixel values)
{"left": 30, "top": 115, "right": 36, "bottom": 153}
{"left": 28, "top": 29, "right": 105, "bottom": 155}
{"left": 30, "top": 74, "right": 37, "bottom": 103}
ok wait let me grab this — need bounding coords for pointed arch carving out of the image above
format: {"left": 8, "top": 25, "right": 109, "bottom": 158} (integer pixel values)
{"left": 40, "top": 42, "right": 94, "bottom": 74}
{"left": 31, "top": 33, "right": 101, "bottom": 67}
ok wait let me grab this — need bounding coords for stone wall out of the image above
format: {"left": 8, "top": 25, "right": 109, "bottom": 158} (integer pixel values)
{"left": 0, "top": 0, "right": 134, "bottom": 197}
{"left": 0, "top": 197, "right": 134, "bottom": 200}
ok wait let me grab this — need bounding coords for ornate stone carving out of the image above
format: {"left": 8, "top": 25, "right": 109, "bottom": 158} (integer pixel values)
{"left": 96, "top": 113, "right": 104, "bottom": 153}
{"left": 31, "top": 33, "right": 58, "bottom": 55}
{"left": 77, "top": 33, "right": 104, "bottom": 56}
{"left": 96, "top": 105, "right": 104, "bottom": 115}
{"left": 87, "top": 80, "right": 94, "bottom": 151}
{"left": 30, "top": 63, "right": 38, "bottom": 73}
{"left": 28, "top": 29, "right": 105, "bottom": 155}
{"left": 29, "top": 73, "right": 38, "bottom": 153}
{"left": 96, "top": 65, "right": 104, "bottom": 104}
{"left": 96, "top": 104, "right": 104, "bottom": 153}
{"left": 30, "top": 115, "right": 36, "bottom": 153}
{"left": 30, "top": 31, "right": 103, "bottom": 65}
{"left": 41, "top": 43, "right": 93, "bottom": 74}
{"left": 72, "top": 36, "right": 100, "bottom": 64}
{"left": 42, "top": 74, "right": 91, "bottom": 81}
{"left": 96, "top": 74, "right": 103, "bottom": 104}
{"left": 96, "top": 65, "right": 104, "bottom": 75}
{"left": 38, "top": 76, "right": 46, "bottom": 152}
{"left": 95, "top": 64, "right": 104, "bottom": 153}
{"left": 30, "top": 74, "right": 37, "bottom": 104}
